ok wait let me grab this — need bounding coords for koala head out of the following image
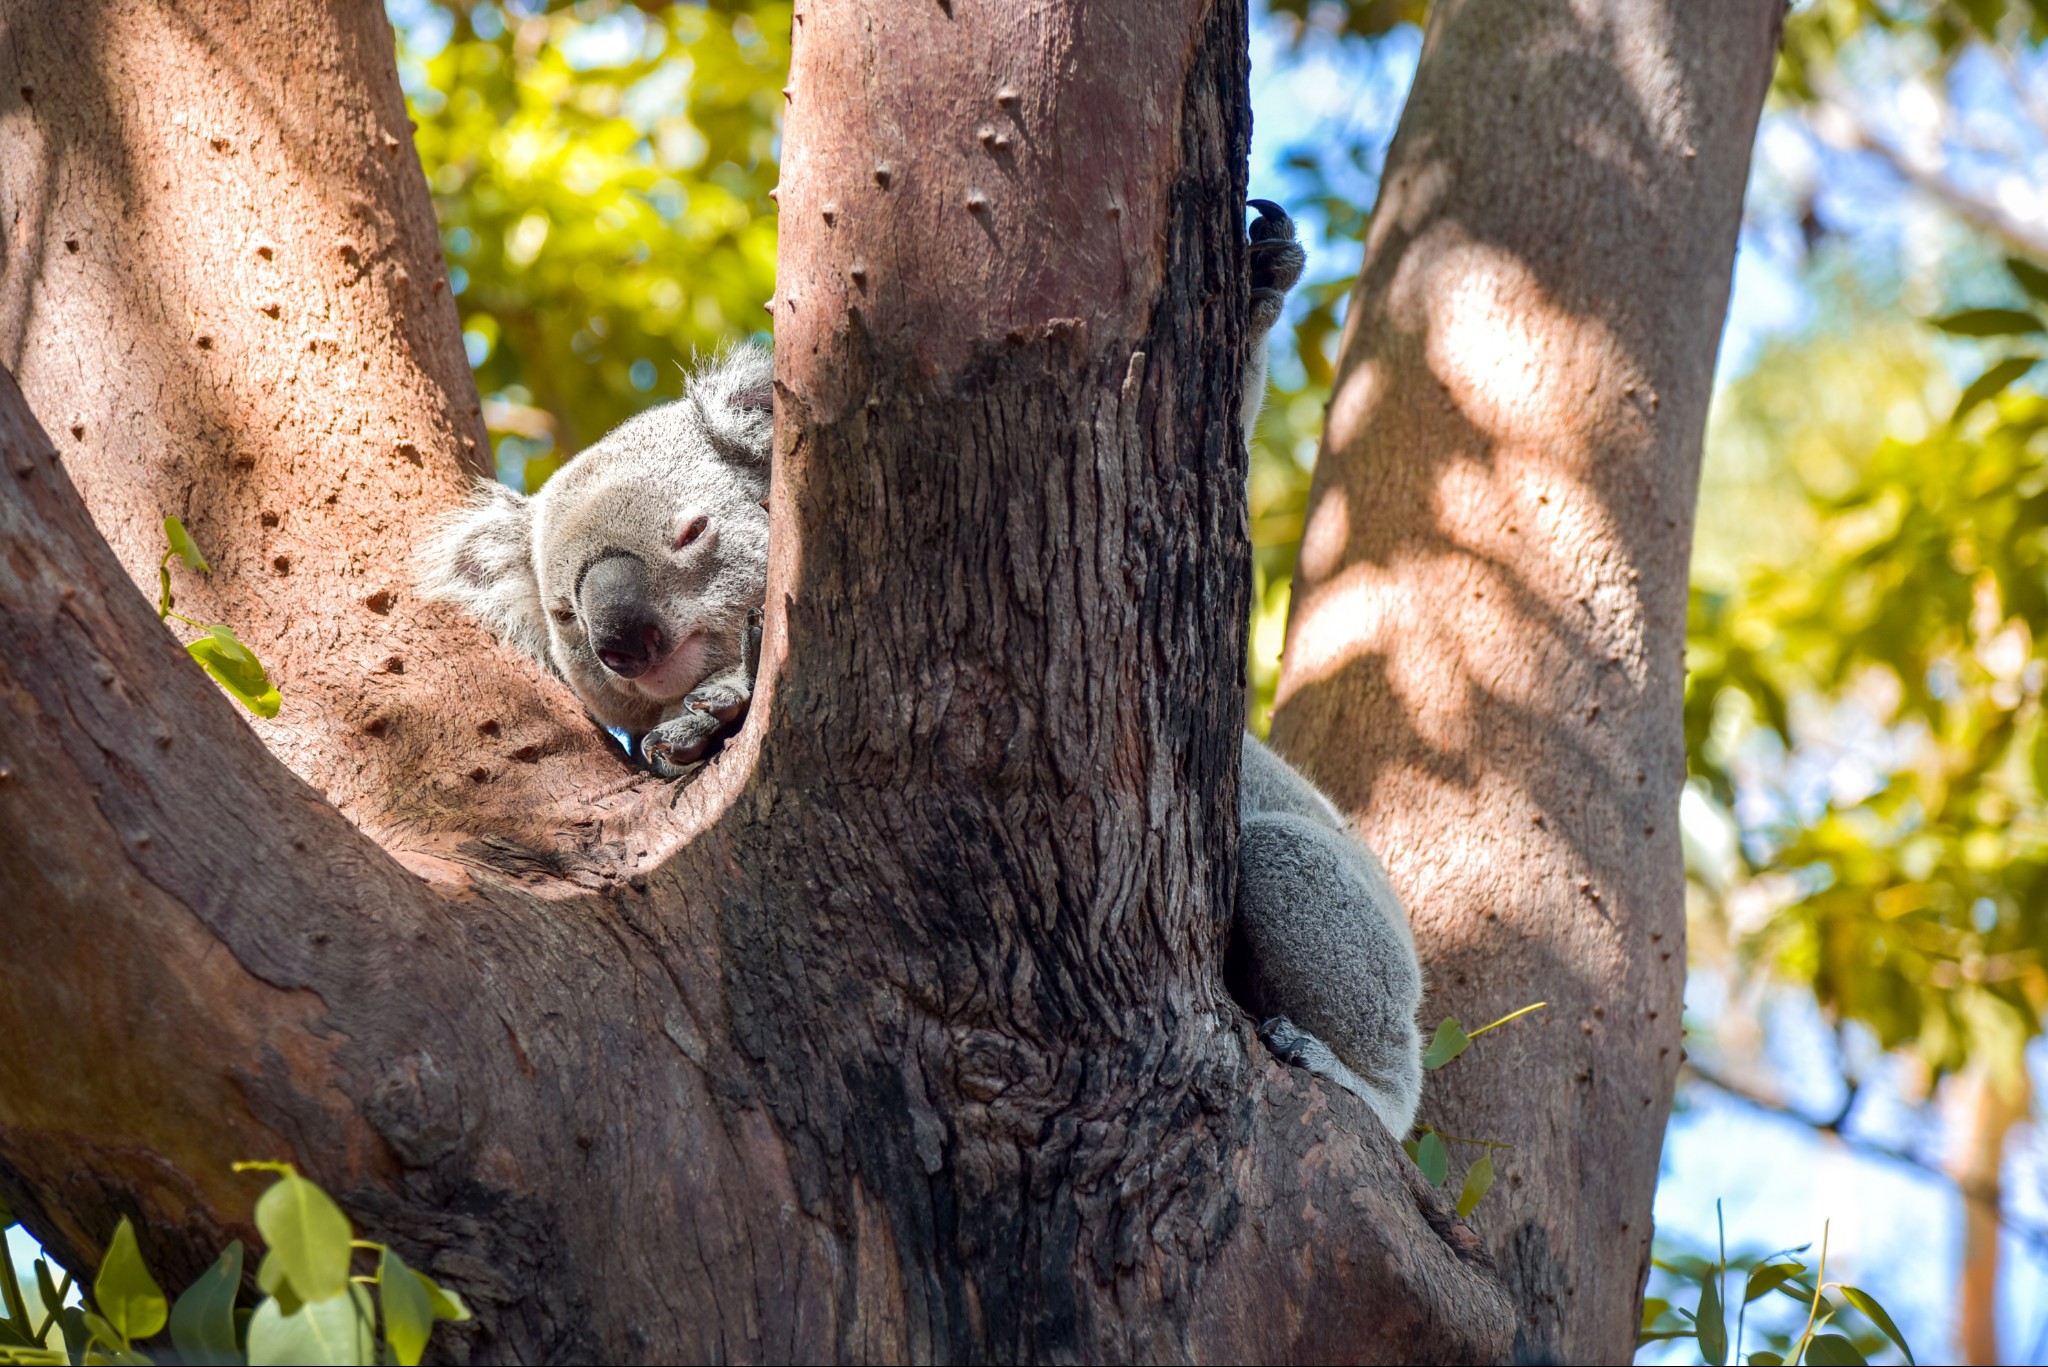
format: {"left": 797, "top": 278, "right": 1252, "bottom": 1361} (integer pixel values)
{"left": 419, "top": 345, "right": 774, "bottom": 736}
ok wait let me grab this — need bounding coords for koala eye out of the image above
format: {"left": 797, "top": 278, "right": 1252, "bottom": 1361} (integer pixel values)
{"left": 674, "top": 514, "right": 709, "bottom": 550}
{"left": 551, "top": 607, "right": 576, "bottom": 626}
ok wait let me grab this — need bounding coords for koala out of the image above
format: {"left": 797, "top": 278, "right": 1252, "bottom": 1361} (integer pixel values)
{"left": 419, "top": 200, "right": 1422, "bottom": 1137}
{"left": 418, "top": 347, "right": 773, "bottom": 776}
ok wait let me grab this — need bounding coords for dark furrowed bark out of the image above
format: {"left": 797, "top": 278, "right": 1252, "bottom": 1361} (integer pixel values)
{"left": 0, "top": 0, "right": 1515, "bottom": 1360}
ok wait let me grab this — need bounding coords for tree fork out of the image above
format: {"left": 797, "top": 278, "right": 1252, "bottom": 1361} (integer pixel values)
{"left": 0, "top": 0, "right": 1510, "bottom": 1361}
{"left": 1272, "top": 0, "right": 1784, "bottom": 1359}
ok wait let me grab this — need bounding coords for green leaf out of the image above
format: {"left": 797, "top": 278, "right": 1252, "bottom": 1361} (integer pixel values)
{"left": 421, "top": 1279, "right": 467, "bottom": 1324}
{"left": 163, "top": 517, "right": 210, "bottom": 573}
{"left": 0, "top": 1345, "right": 68, "bottom": 1364}
{"left": 2007, "top": 255, "right": 2048, "bottom": 305}
{"left": 93, "top": 1218, "right": 167, "bottom": 1345}
{"left": 1748, "top": 1354, "right": 1784, "bottom": 1366}
{"left": 376, "top": 1250, "right": 431, "bottom": 1367}
{"left": 252, "top": 1176, "right": 353, "bottom": 1304}
{"left": 33, "top": 1261, "right": 66, "bottom": 1343}
{"left": 1415, "top": 1132, "right": 1449, "bottom": 1187}
{"left": 1839, "top": 1285, "right": 1914, "bottom": 1365}
{"left": 1455, "top": 1155, "right": 1496, "bottom": 1217}
{"left": 187, "top": 629, "right": 281, "bottom": 718}
{"left": 1929, "top": 307, "right": 2045, "bottom": 337}
{"left": 1401, "top": 1138, "right": 1420, "bottom": 1163}
{"left": 245, "top": 1287, "right": 373, "bottom": 1367}
{"left": 1744, "top": 1260, "right": 1806, "bottom": 1304}
{"left": 1421, "top": 1018, "right": 1471, "bottom": 1070}
{"left": 1951, "top": 355, "right": 2039, "bottom": 425}
{"left": 168, "top": 1241, "right": 243, "bottom": 1366}
{"left": 1804, "top": 1332, "right": 1867, "bottom": 1365}
{"left": 1696, "top": 1265, "right": 1727, "bottom": 1366}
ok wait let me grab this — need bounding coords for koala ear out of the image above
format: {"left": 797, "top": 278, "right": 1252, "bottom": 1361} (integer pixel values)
{"left": 416, "top": 478, "right": 549, "bottom": 667}
{"left": 687, "top": 342, "right": 774, "bottom": 471}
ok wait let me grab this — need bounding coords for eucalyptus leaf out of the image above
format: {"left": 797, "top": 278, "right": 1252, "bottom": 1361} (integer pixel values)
{"left": 252, "top": 1176, "right": 352, "bottom": 1303}
{"left": 377, "top": 1249, "right": 432, "bottom": 1367}
{"left": 1696, "top": 1266, "right": 1726, "bottom": 1367}
{"left": 93, "top": 1218, "right": 166, "bottom": 1345}
{"left": 1951, "top": 355, "right": 2039, "bottom": 425}
{"left": 2006, "top": 255, "right": 2048, "bottom": 304}
{"left": 1804, "top": 1332, "right": 1867, "bottom": 1365}
{"left": 187, "top": 632, "right": 282, "bottom": 718}
{"left": 164, "top": 516, "right": 210, "bottom": 572}
{"left": 1455, "top": 1155, "right": 1495, "bottom": 1217}
{"left": 1415, "top": 1132, "right": 1449, "bottom": 1187}
{"left": 245, "top": 1286, "right": 373, "bottom": 1367}
{"left": 1839, "top": 1285, "right": 1913, "bottom": 1365}
{"left": 1748, "top": 1354, "right": 1783, "bottom": 1366}
{"left": 1743, "top": 1260, "right": 1805, "bottom": 1304}
{"left": 421, "top": 1278, "right": 468, "bottom": 1324}
{"left": 1420, "top": 1018, "right": 1471, "bottom": 1070}
{"left": 1930, "top": 307, "right": 2046, "bottom": 337}
{"left": 168, "top": 1241, "right": 243, "bottom": 1366}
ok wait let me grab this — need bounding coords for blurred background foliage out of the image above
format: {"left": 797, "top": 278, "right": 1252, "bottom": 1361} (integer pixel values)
{"left": 391, "top": 0, "right": 784, "bottom": 492}
{"left": 384, "top": 0, "right": 2048, "bottom": 1359}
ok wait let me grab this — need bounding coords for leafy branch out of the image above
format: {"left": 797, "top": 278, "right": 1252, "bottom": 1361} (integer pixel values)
{"left": 158, "top": 517, "right": 280, "bottom": 719}
{"left": 1403, "top": 1001, "right": 1547, "bottom": 1217}
{"left": 0, "top": 1164, "right": 468, "bottom": 1366}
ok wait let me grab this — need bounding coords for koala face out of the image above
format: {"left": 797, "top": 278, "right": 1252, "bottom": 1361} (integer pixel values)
{"left": 420, "top": 345, "right": 774, "bottom": 735}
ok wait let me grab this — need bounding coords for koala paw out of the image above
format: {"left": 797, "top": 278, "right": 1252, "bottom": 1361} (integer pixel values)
{"left": 640, "top": 678, "right": 751, "bottom": 778}
{"left": 1248, "top": 199, "right": 1306, "bottom": 339}
{"left": 1257, "top": 1015, "right": 1319, "bottom": 1069}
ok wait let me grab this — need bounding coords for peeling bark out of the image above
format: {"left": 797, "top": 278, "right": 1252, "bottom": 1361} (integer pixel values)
{"left": 0, "top": 1, "right": 1512, "bottom": 1361}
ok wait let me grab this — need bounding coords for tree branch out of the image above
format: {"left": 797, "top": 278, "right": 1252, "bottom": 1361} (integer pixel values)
{"left": 1682, "top": 1062, "right": 2048, "bottom": 1260}
{"left": 1805, "top": 81, "right": 2048, "bottom": 264}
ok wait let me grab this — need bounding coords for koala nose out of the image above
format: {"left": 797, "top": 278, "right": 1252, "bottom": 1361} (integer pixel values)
{"left": 596, "top": 621, "right": 667, "bottom": 678}
{"left": 581, "top": 553, "right": 669, "bottom": 679}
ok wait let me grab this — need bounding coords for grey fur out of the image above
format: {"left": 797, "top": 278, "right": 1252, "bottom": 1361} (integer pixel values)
{"left": 418, "top": 346, "right": 773, "bottom": 774}
{"left": 417, "top": 203, "right": 1422, "bottom": 1135}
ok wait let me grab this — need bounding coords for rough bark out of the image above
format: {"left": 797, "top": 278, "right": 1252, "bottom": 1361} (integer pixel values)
{"left": 1269, "top": 0, "right": 1782, "bottom": 1360}
{"left": 0, "top": 1, "right": 1511, "bottom": 1362}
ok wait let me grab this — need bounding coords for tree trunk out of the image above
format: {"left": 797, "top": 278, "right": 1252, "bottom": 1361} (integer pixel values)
{"left": 0, "top": 1, "right": 1510, "bottom": 1362}
{"left": 1270, "top": 0, "right": 1782, "bottom": 1360}
{"left": 1949, "top": 1064, "right": 2023, "bottom": 1365}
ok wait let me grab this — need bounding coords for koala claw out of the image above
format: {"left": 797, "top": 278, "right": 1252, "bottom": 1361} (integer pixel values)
{"left": 641, "top": 679, "right": 751, "bottom": 777}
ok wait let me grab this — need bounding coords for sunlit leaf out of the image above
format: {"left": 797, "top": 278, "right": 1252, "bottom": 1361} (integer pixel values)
{"left": 252, "top": 1175, "right": 353, "bottom": 1303}
{"left": 187, "top": 629, "right": 282, "bottom": 718}
{"left": 168, "top": 1241, "right": 243, "bottom": 1366}
{"left": 93, "top": 1217, "right": 167, "bottom": 1345}
{"left": 422, "top": 1277, "right": 468, "bottom": 1324}
{"left": 245, "top": 1286, "right": 373, "bottom": 1367}
{"left": 163, "top": 516, "right": 210, "bottom": 572}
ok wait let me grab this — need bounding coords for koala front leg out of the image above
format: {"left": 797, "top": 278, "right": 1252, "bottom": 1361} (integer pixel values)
{"left": 640, "top": 665, "right": 752, "bottom": 778}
